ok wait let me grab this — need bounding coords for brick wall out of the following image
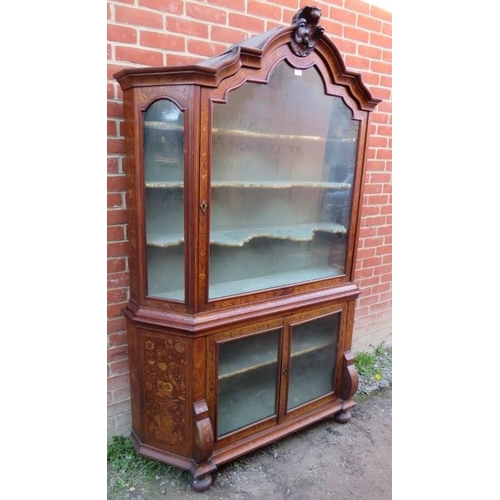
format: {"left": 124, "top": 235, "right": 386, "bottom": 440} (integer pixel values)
{"left": 107, "top": 0, "right": 392, "bottom": 441}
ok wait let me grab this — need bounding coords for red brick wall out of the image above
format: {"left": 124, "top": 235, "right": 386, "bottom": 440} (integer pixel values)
{"left": 107, "top": 0, "right": 392, "bottom": 440}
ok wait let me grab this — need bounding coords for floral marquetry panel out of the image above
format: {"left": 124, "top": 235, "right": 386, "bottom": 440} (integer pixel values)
{"left": 142, "top": 332, "right": 190, "bottom": 454}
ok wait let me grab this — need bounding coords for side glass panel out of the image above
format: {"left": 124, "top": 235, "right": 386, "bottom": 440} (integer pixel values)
{"left": 209, "top": 62, "right": 359, "bottom": 299}
{"left": 287, "top": 313, "right": 339, "bottom": 410}
{"left": 217, "top": 329, "right": 281, "bottom": 437}
{"left": 143, "top": 100, "right": 185, "bottom": 301}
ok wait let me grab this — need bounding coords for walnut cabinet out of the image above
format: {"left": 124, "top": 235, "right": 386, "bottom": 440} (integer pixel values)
{"left": 114, "top": 7, "right": 380, "bottom": 491}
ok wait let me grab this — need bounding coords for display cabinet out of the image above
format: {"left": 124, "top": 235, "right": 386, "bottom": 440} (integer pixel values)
{"left": 115, "top": 6, "right": 380, "bottom": 491}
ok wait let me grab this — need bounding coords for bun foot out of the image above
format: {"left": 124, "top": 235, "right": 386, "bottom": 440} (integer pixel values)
{"left": 334, "top": 409, "right": 352, "bottom": 424}
{"left": 190, "top": 472, "right": 213, "bottom": 491}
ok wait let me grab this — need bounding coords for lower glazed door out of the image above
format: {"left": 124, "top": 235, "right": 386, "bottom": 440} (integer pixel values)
{"left": 209, "top": 318, "right": 284, "bottom": 439}
{"left": 283, "top": 305, "right": 344, "bottom": 419}
{"left": 208, "top": 304, "right": 345, "bottom": 444}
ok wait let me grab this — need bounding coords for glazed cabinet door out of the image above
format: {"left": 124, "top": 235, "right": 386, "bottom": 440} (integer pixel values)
{"left": 208, "top": 318, "right": 284, "bottom": 440}
{"left": 143, "top": 98, "right": 186, "bottom": 301}
{"left": 283, "top": 306, "right": 344, "bottom": 416}
{"left": 205, "top": 61, "right": 361, "bottom": 302}
{"left": 208, "top": 305, "right": 345, "bottom": 444}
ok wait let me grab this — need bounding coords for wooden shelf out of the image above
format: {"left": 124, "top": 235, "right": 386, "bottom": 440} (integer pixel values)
{"left": 145, "top": 180, "right": 351, "bottom": 189}
{"left": 213, "top": 126, "right": 323, "bottom": 142}
{"left": 210, "top": 222, "right": 346, "bottom": 247}
{"left": 146, "top": 181, "right": 184, "bottom": 188}
{"left": 145, "top": 121, "right": 183, "bottom": 131}
{"left": 211, "top": 180, "right": 351, "bottom": 189}
{"left": 146, "top": 222, "right": 345, "bottom": 248}
{"left": 144, "top": 120, "right": 356, "bottom": 145}
{"left": 147, "top": 231, "right": 184, "bottom": 247}
{"left": 212, "top": 126, "right": 357, "bottom": 144}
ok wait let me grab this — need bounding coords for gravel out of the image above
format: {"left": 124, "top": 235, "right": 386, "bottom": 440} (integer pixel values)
{"left": 356, "top": 347, "right": 392, "bottom": 396}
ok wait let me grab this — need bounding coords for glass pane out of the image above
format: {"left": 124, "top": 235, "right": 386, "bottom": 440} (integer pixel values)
{"left": 209, "top": 62, "right": 359, "bottom": 299}
{"left": 287, "top": 313, "right": 339, "bottom": 410}
{"left": 143, "top": 100, "right": 185, "bottom": 301}
{"left": 217, "top": 329, "right": 281, "bottom": 437}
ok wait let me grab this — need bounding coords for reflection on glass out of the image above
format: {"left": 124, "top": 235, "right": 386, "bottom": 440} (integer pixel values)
{"left": 143, "top": 100, "right": 185, "bottom": 301}
{"left": 217, "top": 329, "right": 281, "bottom": 437}
{"left": 287, "top": 313, "right": 339, "bottom": 410}
{"left": 209, "top": 62, "right": 359, "bottom": 299}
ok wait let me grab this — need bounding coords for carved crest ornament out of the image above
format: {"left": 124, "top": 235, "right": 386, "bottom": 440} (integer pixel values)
{"left": 290, "top": 6, "right": 325, "bottom": 57}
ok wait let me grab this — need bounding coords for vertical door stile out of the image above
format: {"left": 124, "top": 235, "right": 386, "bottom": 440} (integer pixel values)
{"left": 278, "top": 317, "right": 291, "bottom": 422}
{"left": 198, "top": 88, "right": 211, "bottom": 310}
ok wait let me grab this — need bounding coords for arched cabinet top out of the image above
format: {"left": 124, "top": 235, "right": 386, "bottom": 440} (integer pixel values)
{"left": 114, "top": 6, "right": 381, "bottom": 112}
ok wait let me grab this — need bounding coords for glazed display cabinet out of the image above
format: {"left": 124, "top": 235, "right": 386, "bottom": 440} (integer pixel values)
{"left": 114, "top": 6, "right": 380, "bottom": 491}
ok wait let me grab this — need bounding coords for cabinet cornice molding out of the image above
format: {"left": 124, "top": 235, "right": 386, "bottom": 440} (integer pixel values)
{"left": 114, "top": 8, "right": 381, "bottom": 111}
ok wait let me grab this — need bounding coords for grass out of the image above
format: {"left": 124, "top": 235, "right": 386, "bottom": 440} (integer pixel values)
{"left": 107, "top": 435, "right": 188, "bottom": 499}
{"left": 354, "top": 350, "right": 379, "bottom": 378}
{"left": 354, "top": 343, "right": 391, "bottom": 377}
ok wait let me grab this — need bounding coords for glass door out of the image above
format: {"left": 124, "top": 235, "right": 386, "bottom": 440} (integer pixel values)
{"left": 212, "top": 308, "right": 343, "bottom": 441}
{"left": 208, "top": 61, "right": 360, "bottom": 300}
{"left": 286, "top": 312, "right": 340, "bottom": 411}
{"left": 216, "top": 327, "right": 282, "bottom": 437}
{"left": 142, "top": 99, "right": 185, "bottom": 301}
